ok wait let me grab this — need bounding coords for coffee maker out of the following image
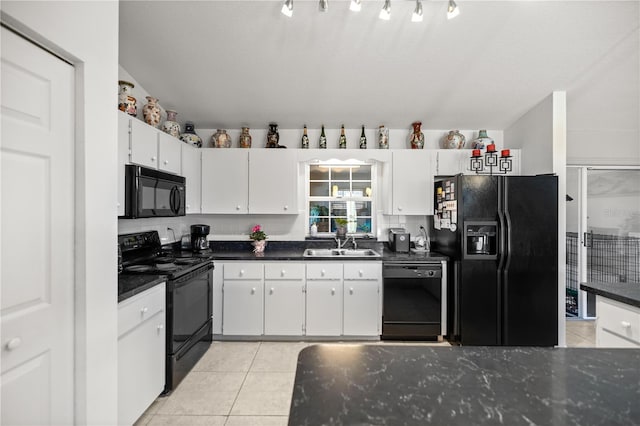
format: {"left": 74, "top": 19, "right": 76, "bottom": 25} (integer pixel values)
{"left": 190, "top": 224, "right": 210, "bottom": 252}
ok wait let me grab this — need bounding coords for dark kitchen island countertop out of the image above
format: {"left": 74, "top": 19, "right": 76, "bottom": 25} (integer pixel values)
{"left": 580, "top": 281, "right": 640, "bottom": 308}
{"left": 289, "top": 344, "right": 640, "bottom": 426}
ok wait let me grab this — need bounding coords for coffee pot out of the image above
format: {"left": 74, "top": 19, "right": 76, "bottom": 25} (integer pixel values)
{"left": 190, "top": 224, "right": 210, "bottom": 252}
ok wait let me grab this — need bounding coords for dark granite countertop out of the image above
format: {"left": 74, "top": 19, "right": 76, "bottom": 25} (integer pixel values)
{"left": 208, "top": 240, "right": 448, "bottom": 262}
{"left": 580, "top": 281, "right": 640, "bottom": 308}
{"left": 289, "top": 344, "right": 640, "bottom": 426}
{"left": 118, "top": 274, "right": 166, "bottom": 303}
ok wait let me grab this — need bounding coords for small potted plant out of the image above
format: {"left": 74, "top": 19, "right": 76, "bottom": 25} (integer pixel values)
{"left": 334, "top": 218, "right": 348, "bottom": 240}
{"left": 249, "top": 224, "right": 267, "bottom": 254}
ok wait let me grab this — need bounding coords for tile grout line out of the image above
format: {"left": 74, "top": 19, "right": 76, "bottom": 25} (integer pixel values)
{"left": 224, "top": 341, "right": 263, "bottom": 424}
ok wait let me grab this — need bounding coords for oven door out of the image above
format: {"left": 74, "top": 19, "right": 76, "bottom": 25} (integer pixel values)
{"left": 168, "top": 266, "right": 212, "bottom": 356}
{"left": 124, "top": 165, "right": 185, "bottom": 218}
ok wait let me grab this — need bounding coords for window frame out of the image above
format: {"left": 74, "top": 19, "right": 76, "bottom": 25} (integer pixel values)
{"left": 305, "top": 161, "right": 376, "bottom": 238}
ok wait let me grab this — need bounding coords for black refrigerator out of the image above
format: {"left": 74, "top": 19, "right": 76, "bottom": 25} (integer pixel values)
{"left": 431, "top": 174, "right": 558, "bottom": 346}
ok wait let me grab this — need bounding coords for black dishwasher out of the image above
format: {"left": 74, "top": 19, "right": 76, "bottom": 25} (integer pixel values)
{"left": 382, "top": 262, "right": 446, "bottom": 340}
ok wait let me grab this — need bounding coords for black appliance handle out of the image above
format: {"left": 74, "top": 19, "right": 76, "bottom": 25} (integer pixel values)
{"left": 169, "top": 185, "right": 181, "bottom": 214}
{"left": 171, "top": 262, "right": 214, "bottom": 288}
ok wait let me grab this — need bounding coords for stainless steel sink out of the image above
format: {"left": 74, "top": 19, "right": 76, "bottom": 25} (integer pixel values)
{"left": 303, "top": 248, "right": 381, "bottom": 258}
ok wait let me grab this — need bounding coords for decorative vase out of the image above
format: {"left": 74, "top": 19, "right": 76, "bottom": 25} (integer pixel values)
{"left": 409, "top": 121, "right": 425, "bottom": 149}
{"left": 211, "top": 129, "right": 231, "bottom": 148}
{"left": 301, "top": 125, "right": 310, "bottom": 149}
{"left": 252, "top": 240, "right": 267, "bottom": 254}
{"left": 239, "top": 127, "right": 252, "bottom": 148}
{"left": 266, "top": 123, "right": 279, "bottom": 148}
{"left": 118, "top": 80, "right": 137, "bottom": 117}
{"left": 162, "top": 110, "right": 181, "bottom": 138}
{"left": 142, "top": 96, "right": 161, "bottom": 128}
{"left": 471, "top": 129, "right": 494, "bottom": 150}
{"left": 179, "top": 121, "right": 203, "bottom": 148}
{"left": 378, "top": 126, "right": 389, "bottom": 149}
{"left": 444, "top": 130, "right": 465, "bottom": 149}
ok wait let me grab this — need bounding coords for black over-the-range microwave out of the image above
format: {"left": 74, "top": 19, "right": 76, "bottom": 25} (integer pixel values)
{"left": 123, "top": 165, "right": 186, "bottom": 218}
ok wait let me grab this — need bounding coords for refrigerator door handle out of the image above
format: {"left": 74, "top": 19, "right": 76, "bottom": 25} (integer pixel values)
{"left": 497, "top": 211, "right": 507, "bottom": 271}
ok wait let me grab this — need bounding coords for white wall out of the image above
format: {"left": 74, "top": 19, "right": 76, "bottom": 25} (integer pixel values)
{"left": 566, "top": 26, "right": 640, "bottom": 166}
{"left": 1, "top": 1, "right": 119, "bottom": 424}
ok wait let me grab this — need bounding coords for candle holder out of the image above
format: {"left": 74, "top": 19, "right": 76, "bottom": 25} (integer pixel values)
{"left": 470, "top": 147, "right": 512, "bottom": 175}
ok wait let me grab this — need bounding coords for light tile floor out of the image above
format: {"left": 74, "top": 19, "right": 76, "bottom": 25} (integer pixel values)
{"left": 134, "top": 340, "right": 450, "bottom": 426}
{"left": 565, "top": 319, "right": 596, "bottom": 347}
{"left": 135, "top": 323, "right": 592, "bottom": 426}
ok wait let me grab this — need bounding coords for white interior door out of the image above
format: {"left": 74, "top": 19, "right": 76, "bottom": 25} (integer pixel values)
{"left": 1, "top": 27, "right": 75, "bottom": 425}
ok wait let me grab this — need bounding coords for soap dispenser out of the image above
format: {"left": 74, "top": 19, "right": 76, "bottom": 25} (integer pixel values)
{"left": 310, "top": 222, "right": 318, "bottom": 237}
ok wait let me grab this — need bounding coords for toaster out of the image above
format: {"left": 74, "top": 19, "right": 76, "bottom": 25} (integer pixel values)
{"left": 389, "top": 228, "right": 410, "bottom": 253}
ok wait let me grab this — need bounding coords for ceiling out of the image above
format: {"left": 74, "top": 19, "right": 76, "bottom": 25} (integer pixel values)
{"left": 119, "top": 1, "right": 639, "bottom": 130}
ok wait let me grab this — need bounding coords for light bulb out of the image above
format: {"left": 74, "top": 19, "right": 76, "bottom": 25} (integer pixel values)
{"left": 411, "top": 0, "right": 423, "bottom": 22}
{"left": 379, "top": 0, "right": 391, "bottom": 20}
{"left": 281, "top": 0, "right": 293, "bottom": 17}
{"left": 447, "top": 0, "right": 459, "bottom": 19}
{"left": 349, "top": 0, "right": 361, "bottom": 12}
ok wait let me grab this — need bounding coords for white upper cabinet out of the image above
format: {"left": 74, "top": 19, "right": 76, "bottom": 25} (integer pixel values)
{"left": 129, "top": 118, "right": 159, "bottom": 169}
{"left": 158, "top": 132, "right": 182, "bottom": 175}
{"left": 126, "top": 116, "right": 183, "bottom": 175}
{"left": 201, "top": 149, "right": 249, "bottom": 214}
{"left": 391, "top": 150, "right": 435, "bottom": 215}
{"left": 181, "top": 144, "right": 201, "bottom": 214}
{"left": 249, "top": 150, "right": 297, "bottom": 214}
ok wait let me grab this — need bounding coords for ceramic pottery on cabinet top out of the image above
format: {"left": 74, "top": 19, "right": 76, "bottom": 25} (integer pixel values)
{"left": 162, "top": 110, "right": 181, "bottom": 138}
{"left": 378, "top": 126, "right": 389, "bottom": 149}
{"left": 410, "top": 121, "right": 425, "bottom": 149}
{"left": 444, "top": 130, "right": 465, "bottom": 149}
{"left": 142, "top": 96, "right": 161, "bottom": 128}
{"left": 212, "top": 129, "right": 232, "bottom": 148}
{"left": 180, "top": 121, "right": 202, "bottom": 148}
{"left": 266, "top": 123, "right": 280, "bottom": 148}
{"left": 118, "top": 80, "right": 137, "bottom": 117}
{"left": 301, "top": 125, "right": 310, "bottom": 149}
{"left": 239, "top": 127, "right": 252, "bottom": 148}
{"left": 471, "top": 129, "right": 494, "bottom": 150}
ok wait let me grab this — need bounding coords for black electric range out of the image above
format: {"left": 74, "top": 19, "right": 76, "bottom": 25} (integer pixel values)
{"left": 118, "top": 231, "right": 214, "bottom": 394}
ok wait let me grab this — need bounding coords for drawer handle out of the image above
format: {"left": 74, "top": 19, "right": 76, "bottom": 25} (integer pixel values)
{"left": 281, "top": 270, "right": 286, "bottom": 276}
{"left": 621, "top": 321, "right": 631, "bottom": 329}
{"left": 240, "top": 269, "right": 245, "bottom": 276}
{"left": 349, "top": 287, "right": 354, "bottom": 295}
{"left": 359, "top": 270, "right": 364, "bottom": 277}
{"left": 157, "top": 324, "right": 164, "bottom": 332}
{"left": 321, "top": 269, "right": 326, "bottom": 276}
{"left": 251, "top": 287, "right": 256, "bottom": 294}
{"left": 141, "top": 307, "right": 148, "bottom": 314}
{"left": 5, "top": 337, "right": 21, "bottom": 351}
{"left": 331, "top": 288, "right": 336, "bottom": 295}
{"left": 270, "top": 287, "right": 275, "bottom": 294}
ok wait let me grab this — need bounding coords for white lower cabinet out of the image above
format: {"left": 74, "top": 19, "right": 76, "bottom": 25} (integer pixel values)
{"left": 222, "top": 263, "right": 264, "bottom": 335}
{"left": 306, "top": 263, "right": 343, "bottom": 336}
{"left": 343, "top": 263, "right": 381, "bottom": 336}
{"left": 118, "top": 283, "right": 166, "bottom": 426}
{"left": 264, "top": 263, "right": 306, "bottom": 335}
{"left": 596, "top": 296, "right": 640, "bottom": 348}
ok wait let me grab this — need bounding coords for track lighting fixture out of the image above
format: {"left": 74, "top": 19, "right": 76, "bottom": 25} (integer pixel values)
{"left": 447, "top": 0, "right": 460, "bottom": 19}
{"left": 379, "top": 0, "right": 391, "bottom": 20}
{"left": 411, "top": 0, "right": 423, "bottom": 22}
{"left": 349, "top": 0, "right": 362, "bottom": 13}
{"left": 281, "top": 0, "right": 293, "bottom": 18}
{"left": 319, "top": 0, "right": 328, "bottom": 12}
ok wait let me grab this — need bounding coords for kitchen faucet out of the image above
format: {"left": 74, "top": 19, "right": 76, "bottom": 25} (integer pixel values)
{"left": 335, "top": 235, "right": 357, "bottom": 249}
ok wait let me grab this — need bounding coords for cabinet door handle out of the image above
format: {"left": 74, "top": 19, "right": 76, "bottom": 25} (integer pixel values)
{"left": 270, "top": 287, "right": 275, "bottom": 294}
{"left": 157, "top": 324, "right": 164, "bottom": 332}
{"left": 321, "top": 269, "right": 326, "bottom": 277}
{"left": 359, "top": 270, "right": 364, "bottom": 277}
{"left": 240, "top": 269, "right": 245, "bottom": 277}
{"left": 186, "top": 204, "right": 191, "bottom": 209}
{"left": 5, "top": 337, "right": 21, "bottom": 351}
{"left": 236, "top": 205, "right": 241, "bottom": 210}
{"left": 163, "top": 160, "right": 169, "bottom": 165}
{"left": 141, "top": 307, "right": 148, "bottom": 314}
{"left": 398, "top": 206, "right": 402, "bottom": 211}
{"left": 281, "top": 270, "right": 286, "bottom": 276}
{"left": 284, "top": 205, "right": 288, "bottom": 211}
{"left": 151, "top": 156, "right": 156, "bottom": 162}
{"left": 349, "top": 287, "right": 354, "bottom": 295}
{"left": 331, "top": 288, "right": 336, "bottom": 295}
{"left": 621, "top": 321, "right": 631, "bottom": 329}
{"left": 251, "top": 287, "right": 256, "bottom": 294}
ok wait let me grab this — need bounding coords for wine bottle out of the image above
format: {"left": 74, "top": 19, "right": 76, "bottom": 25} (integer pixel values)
{"left": 339, "top": 125, "right": 347, "bottom": 149}
{"left": 301, "top": 125, "right": 310, "bottom": 149}
{"left": 319, "top": 125, "right": 327, "bottom": 149}
{"left": 359, "top": 125, "right": 367, "bottom": 149}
